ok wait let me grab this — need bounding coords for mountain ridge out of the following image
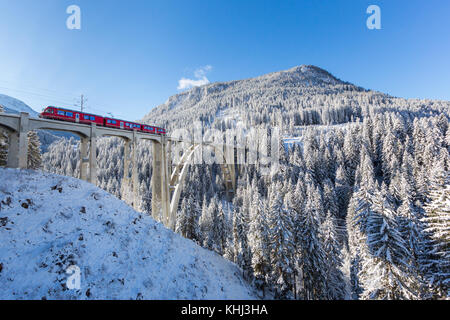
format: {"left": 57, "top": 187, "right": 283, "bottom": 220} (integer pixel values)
{"left": 0, "top": 94, "right": 39, "bottom": 117}
{"left": 142, "top": 64, "right": 450, "bottom": 133}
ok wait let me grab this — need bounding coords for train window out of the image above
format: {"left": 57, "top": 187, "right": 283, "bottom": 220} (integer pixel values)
{"left": 66, "top": 112, "right": 73, "bottom": 117}
{"left": 126, "top": 123, "right": 130, "bottom": 126}
{"left": 90, "top": 116, "right": 95, "bottom": 121}
{"left": 84, "top": 115, "right": 89, "bottom": 120}
{"left": 107, "top": 120, "right": 111, "bottom": 124}
{"left": 46, "top": 108, "right": 53, "bottom": 114}
{"left": 112, "top": 120, "right": 116, "bottom": 124}
{"left": 58, "top": 111, "right": 65, "bottom": 116}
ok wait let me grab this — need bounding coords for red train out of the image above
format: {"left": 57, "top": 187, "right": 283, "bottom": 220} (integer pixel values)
{"left": 39, "top": 106, "right": 166, "bottom": 135}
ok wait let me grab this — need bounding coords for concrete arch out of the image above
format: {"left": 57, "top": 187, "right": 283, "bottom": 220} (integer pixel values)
{"left": 36, "top": 127, "right": 90, "bottom": 139}
{"left": 99, "top": 133, "right": 131, "bottom": 141}
{"left": 168, "top": 143, "right": 236, "bottom": 225}
{"left": 0, "top": 114, "right": 19, "bottom": 133}
{"left": 28, "top": 122, "right": 91, "bottom": 139}
{"left": 0, "top": 124, "right": 14, "bottom": 135}
{"left": 169, "top": 144, "right": 202, "bottom": 221}
{"left": 97, "top": 129, "right": 133, "bottom": 142}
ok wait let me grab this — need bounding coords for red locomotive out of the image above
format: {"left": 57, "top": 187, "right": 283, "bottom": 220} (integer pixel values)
{"left": 39, "top": 106, "right": 166, "bottom": 136}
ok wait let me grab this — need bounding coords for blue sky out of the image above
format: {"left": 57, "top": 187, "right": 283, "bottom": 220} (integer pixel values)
{"left": 0, "top": 0, "right": 449, "bottom": 120}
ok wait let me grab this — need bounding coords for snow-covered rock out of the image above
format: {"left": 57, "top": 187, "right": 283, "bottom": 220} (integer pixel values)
{"left": 0, "top": 168, "right": 258, "bottom": 300}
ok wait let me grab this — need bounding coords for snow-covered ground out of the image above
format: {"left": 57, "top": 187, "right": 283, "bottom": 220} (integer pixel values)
{"left": 283, "top": 122, "right": 359, "bottom": 148}
{"left": 0, "top": 168, "right": 258, "bottom": 300}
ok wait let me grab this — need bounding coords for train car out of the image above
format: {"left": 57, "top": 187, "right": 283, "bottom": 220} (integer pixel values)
{"left": 155, "top": 127, "right": 166, "bottom": 135}
{"left": 40, "top": 106, "right": 104, "bottom": 126}
{"left": 106, "top": 119, "right": 166, "bottom": 135}
{"left": 40, "top": 106, "right": 166, "bottom": 136}
{"left": 142, "top": 124, "right": 166, "bottom": 135}
{"left": 141, "top": 124, "right": 157, "bottom": 134}
{"left": 104, "top": 117, "right": 142, "bottom": 131}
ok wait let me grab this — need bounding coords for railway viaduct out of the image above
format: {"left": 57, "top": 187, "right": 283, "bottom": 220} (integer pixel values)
{"left": 0, "top": 112, "right": 238, "bottom": 230}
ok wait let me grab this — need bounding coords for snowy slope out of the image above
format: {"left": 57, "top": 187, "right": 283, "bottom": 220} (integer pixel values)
{"left": 0, "top": 168, "right": 258, "bottom": 300}
{"left": 0, "top": 94, "right": 39, "bottom": 117}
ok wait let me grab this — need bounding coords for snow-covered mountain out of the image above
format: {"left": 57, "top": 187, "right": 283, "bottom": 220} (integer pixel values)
{"left": 142, "top": 65, "right": 450, "bottom": 134}
{"left": 0, "top": 94, "right": 39, "bottom": 117}
{"left": 0, "top": 168, "right": 258, "bottom": 300}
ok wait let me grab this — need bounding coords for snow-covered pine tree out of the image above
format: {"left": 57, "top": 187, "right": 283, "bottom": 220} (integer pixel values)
{"left": 360, "top": 187, "right": 418, "bottom": 300}
{"left": 284, "top": 172, "right": 306, "bottom": 299}
{"left": 421, "top": 176, "right": 450, "bottom": 298}
{"left": 322, "top": 178, "right": 340, "bottom": 223}
{"left": 248, "top": 182, "right": 270, "bottom": 297}
{"left": 396, "top": 169, "right": 425, "bottom": 297}
{"left": 232, "top": 197, "right": 252, "bottom": 280}
{"left": 175, "top": 197, "right": 191, "bottom": 238}
{"left": 335, "top": 164, "right": 351, "bottom": 220}
{"left": 298, "top": 183, "right": 327, "bottom": 299}
{"left": 216, "top": 201, "right": 228, "bottom": 255}
{"left": 267, "top": 183, "right": 295, "bottom": 299}
{"left": 346, "top": 145, "right": 377, "bottom": 299}
{"left": 339, "top": 245, "right": 353, "bottom": 300}
{"left": 381, "top": 128, "right": 398, "bottom": 185}
{"left": 200, "top": 197, "right": 219, "bottom": 252}
{"left": 320, "top": 211, "right": 346, "bottom": 300}
{"left": 26, "top": 130, "right": 41, "bottom": 169}
{"left": 343, "top": 127, "right": 361, "bottom": 186}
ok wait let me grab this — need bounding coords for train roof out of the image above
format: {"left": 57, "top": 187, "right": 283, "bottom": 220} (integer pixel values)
{"left": 45, "top": 106, "right": 103, "bottom": 118}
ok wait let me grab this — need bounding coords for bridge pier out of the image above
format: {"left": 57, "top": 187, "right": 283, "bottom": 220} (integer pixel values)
{"left": 123, "top": 140, "right": 131, "bottom": 184}
{"left": 151, "top": 140, "right": 171, "bottom": 228}
{"left": 79, "top": 137, "right": 88, "bottom": 181}
{"left": 6, "top": 113, "right": 29, "bottom": 169}
{"left": 131, "top": 131, "right": 139, "bottom": 207}
{"left": 88, "top": 124, "right": 97, "bottom": 184}
{"left": 161, "top": 140, "right": 171, "bottom": 228}
{"left": 224, "top": 145, "right": 236, "bottom": 199}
